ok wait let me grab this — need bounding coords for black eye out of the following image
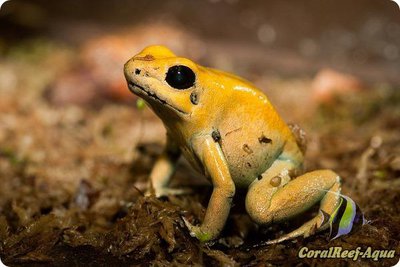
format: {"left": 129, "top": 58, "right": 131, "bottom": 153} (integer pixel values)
{"left": 166, "top": 65, "right": 195, "bottom": 89}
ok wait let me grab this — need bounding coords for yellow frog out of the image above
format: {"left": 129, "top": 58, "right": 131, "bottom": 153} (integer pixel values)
{"left": 124, "top": 45, "right": 341, "bottom": 244}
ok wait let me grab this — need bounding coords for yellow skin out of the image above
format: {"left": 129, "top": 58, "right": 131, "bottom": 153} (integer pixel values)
{"left": 124, "top": 45, "right": 341, "bottom": 244}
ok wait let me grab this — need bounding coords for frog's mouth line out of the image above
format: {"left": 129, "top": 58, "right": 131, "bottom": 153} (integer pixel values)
{"left": 127, "top": 82, "right": 187, "bottom": 115}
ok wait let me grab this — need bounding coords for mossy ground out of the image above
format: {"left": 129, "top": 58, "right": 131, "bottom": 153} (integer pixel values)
{"left": 0, "top": 40, "right": 399, "bottom": 267}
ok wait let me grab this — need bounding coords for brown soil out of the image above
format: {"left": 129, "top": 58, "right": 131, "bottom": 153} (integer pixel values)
{"left": 0, "top": 28, "right": 399, "bottom": 267}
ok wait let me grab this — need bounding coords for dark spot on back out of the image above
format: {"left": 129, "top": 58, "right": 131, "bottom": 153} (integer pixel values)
{"left": 212, "top": 129, "right": 221, "bottom": 143}
{"left": 258, "top": 135, "right": 272, "bottom": 144}
{"left": 225, "top": 127, "right": 242, "bottom": 137}
{"left": 257, "top": 175, "right": 263, "bottom": 180}
{"left": 246, "top": 162, "right": 252, "bottom": 167}
{"left": 135, "top": 69, "right": 141, "bottom": 75}
{"left": 242, "top": 144, "right": 253, "bottom": 154}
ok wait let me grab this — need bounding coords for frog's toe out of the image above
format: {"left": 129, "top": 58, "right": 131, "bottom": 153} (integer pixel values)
{"left": 155, "top": 187, "right": 192, "bottom": 198}
{"left": 182, "top": 217, "right": 213, "bottom": 242}
{"left": 144, "top": 189, "right": 153, "bottom": 197}
{"left": 182, "top": 217, "right": 197, "bottom": 235}
{"left": 259, "top": 215, "right": 321, "bottom": 246}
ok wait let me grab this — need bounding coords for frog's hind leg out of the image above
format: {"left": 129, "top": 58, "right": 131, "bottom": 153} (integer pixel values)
{"left": 245, "top": 169, "right": 341, "bottom": 245}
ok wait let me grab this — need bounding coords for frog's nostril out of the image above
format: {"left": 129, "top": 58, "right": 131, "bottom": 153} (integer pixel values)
{"left": 135, "top": 69, "right": 141, "bottom": 75}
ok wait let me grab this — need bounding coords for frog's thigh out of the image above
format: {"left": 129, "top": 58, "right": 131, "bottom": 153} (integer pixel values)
{"left": 246, "top": 169, "right": 341, "bottom": 227}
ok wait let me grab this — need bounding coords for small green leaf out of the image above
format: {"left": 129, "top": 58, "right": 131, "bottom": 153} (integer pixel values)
{"left": 136, "top": 99, "right": 146, "bottom": 110}
{"left": 373, "top": 170, "right": 387, "bottom": 179}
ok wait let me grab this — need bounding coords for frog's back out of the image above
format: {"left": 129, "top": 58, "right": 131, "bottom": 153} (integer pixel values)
{"left": 206, "top": 71, "right": 298, "bottom": 187}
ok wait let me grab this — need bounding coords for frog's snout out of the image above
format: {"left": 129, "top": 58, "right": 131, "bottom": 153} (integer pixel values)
{"left": 123, "top": 60, "right": 132, "bottom": 80}
{"left": 124, "top": 59, "right": 139, "bottom": 81}
{"left": 124, "top": 59, "right": 139, "bottom": 93}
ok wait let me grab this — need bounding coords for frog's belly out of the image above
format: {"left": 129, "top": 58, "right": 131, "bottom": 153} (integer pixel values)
{"left": 219, "top": 127, "right": 285, "bottom": 188}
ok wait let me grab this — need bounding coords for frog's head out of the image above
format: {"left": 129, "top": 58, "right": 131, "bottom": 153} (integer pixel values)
{"left": 124, "top": 45, "right": 206, "bottom": 121}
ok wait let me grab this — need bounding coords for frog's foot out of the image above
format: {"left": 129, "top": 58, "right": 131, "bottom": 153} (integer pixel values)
{"left": 246, "top": 169, "right": 341, "bottom": 245}
{"left": 262, "top": 214, "right": 325, "bottom": 245}
{"left": 182, "top": 217, "right": 213, "bottom": 242}
{"left": 145, "top": 187, "right": 193, "bottom": 198}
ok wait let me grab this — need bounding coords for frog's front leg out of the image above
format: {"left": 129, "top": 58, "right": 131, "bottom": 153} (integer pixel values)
{"left": 246, "top": 160, "right": 341, "bottom": 244}
{"left": 147, "top": 134, "right": 184, "bottom": 197}
{"left": 183, "top": 136, "right": 235, "bottom": 242}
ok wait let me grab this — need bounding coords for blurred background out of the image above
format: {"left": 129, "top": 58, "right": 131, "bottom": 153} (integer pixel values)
{"left": 1, "top": 1, "right": 399, "bottom": 85}
{"left": 1, "top": 0, "right": 399, "bottom": 115}
{"left": 0, "top": 1, "right": 399, "bottom": 265}
{"left": 1, "top": 0, "right": 399, "bottom": 108}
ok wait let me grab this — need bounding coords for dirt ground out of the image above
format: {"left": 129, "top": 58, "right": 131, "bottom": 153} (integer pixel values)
{"left": 0, "top": 36, "right": 398, "bottom": 266}
{"left": 0, "top": 1, "right": 400, "bottom": 266}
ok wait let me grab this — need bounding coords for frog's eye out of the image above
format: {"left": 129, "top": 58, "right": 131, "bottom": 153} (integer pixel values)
{"left": 166, "top": 65, "right": 195, "bottom": 89}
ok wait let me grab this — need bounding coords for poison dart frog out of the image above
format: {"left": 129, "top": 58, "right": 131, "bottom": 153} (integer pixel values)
{"left": 124, "top": 45, "right": 342, "bottom": 244}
